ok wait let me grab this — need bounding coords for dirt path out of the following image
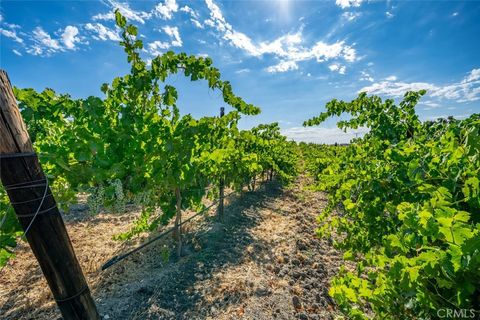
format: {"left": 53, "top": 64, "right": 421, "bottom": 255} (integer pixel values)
{"left": 0, "top": 178, "right": 344, "bottom": 320}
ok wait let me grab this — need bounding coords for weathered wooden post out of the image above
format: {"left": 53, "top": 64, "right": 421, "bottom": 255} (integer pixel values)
{"left": 0, "top": 70, "right": 100, "bottom": 319}
{"left": 218, "top": 107, "right": 225, "bottom": 221}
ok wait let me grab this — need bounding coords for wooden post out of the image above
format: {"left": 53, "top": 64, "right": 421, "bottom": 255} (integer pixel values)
{"left": 218, "top": 107, "right": 225, "bottom": 221}
{"left": 0, "top": 70, "right": 100, "bottom": 320}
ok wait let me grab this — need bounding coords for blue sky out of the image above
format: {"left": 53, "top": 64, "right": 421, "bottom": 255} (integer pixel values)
{"left": 1, "top": 0, "right": 479, "bottom": 143}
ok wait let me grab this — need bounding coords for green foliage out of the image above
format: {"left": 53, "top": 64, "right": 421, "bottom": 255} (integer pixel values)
{"left": 0, "top": 10, "right": 297, "bottom": 266}
{"left": 304, "top": 92, "right": 480, "bottom": 319}
{"left": 0, "top": 189, "right": 22, "bottom": 266}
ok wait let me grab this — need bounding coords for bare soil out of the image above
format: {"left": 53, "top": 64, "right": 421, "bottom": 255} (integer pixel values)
{"left": 0, "top": 178, "right": 344, "bottom": 320}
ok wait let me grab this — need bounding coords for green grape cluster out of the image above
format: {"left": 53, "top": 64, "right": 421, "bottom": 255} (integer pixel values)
{"left": 87, "top": 185, "right": 105, "bottom": 216}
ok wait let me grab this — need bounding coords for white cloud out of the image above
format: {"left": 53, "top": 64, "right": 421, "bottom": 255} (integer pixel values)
{"left": 155, "top": 0, "right": 179, "bottom": 20}
{"left": 329, "top": 63, "right": 346, "bottom": 74}
{"left": 92, "top": 12, "right": 115, "bottom": 21}
{"left": 430, "top": 68, "right": 480, "bottom": 102}
{"left": 360, "top": 68, "right": 480, "bottom": 103}
{"left": 423, "top": 101, "right": 441, "bottom": 108}
{"left": 464, "top": 68, "right": 480, "bottom": 82}
{"left": 360, "top": 70, "right": 374, "bottom": 82}
{"left": 12, "top": 49, "right": 22, "bottom": 56}
{"left": 0, "top": 28, "right": 24, "bottom": 43}
{"left": 113, "top": 0, "right": 152, "bottom": 23}
{"left": 148, "top": 40, "right": 171, "bottom": 55}
{"left": 27, "top": 27, "right": 62, "bottom": 55}
{"left": 282, "top": 126, "right": 369, "bottom": 144}
{"left": 97, "top": 0, "right": 151, "bottom": 24}
{"left": 420, "top": 100, "right": 442, "bottom": 110}
{"left": 386, "top": 11, "right": 394, "bottom": 19}
{"left": 26, "top": 46, "right": 42, "bottom": 56}
{"left": 360, "top": 81, "right": 437, "bottom": 97}
{"left": 335, "top": 0, "right": 364, "bottom": 9}
{"left": 191, "top": 19, "right": 204, "bottom": 29}
{"left": 385, "top": 75, "right": 397, "bottom": 81}
{"left": 147, "top": 26, "right": 182, "bottom": 55}
{"left": 204, "top": 19, "right": 215, "bottom": 28}
{"left": 163, "top": 26, "right": 182, "bottom": 46}
{"left": 33, "top": 27, "right": 61, "bottom": 50}
{"left": 4, "top": 23, "right": 21, "bottom": 29}
{"left": 235, "top": 68, "right": 250, "bottom": 74}
{"left": 452, "top": 12, "right": 459, "bottom": 17}
{"left": 204, "top": 0, "right": 357, "bottom": 73}
{"left": 342, "top": 12, "right": 361, "bottom": 22}
{"left": 85, "top": 23, "right": 121, "bottom": 41}
{"left": 61, "top": 26, "right": 80, "bottom": 50}
{"left": 180, "top": 5, "right": 199, "bottom": 19}
{"left": 180, "top": 5, "right": 203, "bottom": 28}
{"left": 266, "top": 60, "right": 298, "bottom": 73}
{"left": 95, "top": 0, "right": 179, "bottom": 23}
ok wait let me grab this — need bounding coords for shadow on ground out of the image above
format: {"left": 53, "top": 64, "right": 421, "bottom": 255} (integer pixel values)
{"left": 97, "top": 181, "right": 284, "bottom": 319}
{"left": 2, "top": 178, "right": 343, "bottom": 320}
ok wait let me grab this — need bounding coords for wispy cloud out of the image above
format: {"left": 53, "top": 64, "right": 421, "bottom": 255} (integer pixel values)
{"left": 95, "top": 0, "right": 152, "bottom": 24}
{"left": 27, "top": 27, "right": 62, "bottom": 55}
{"left": 61, "top": 26, "right": 80, "bottom": 49}
{"left": 282, "top": 126, "right": 369, "bottom": 144}
{"left": 235, "top": 68, "right": 250, "bottom": 74}
{"left": 360, "top": 70, "right": 374, "bottom": 82}
{"left": 148, "top": 40, "right": 171, "bottom": 55}
{"left": 163, "top": 26, "right": 182, "bottom": 46}
{"left": 0, "top": 28, "right": 24, "bottom": 43}
{"left": 146, "top": 25, "right": 182, "bottom": 55}
{"left": 92, "top": 12, "right": 114, "bottom": 21}
{"left": 85, "top": 23, "right": 121, "bottom": 41}
{"left": 266, "top": 60, "right": 298, "bottom": 73}
{"left": 361, "top": 81, "right": 436, "bottom": 97}
{"left": 154, "top": 0, "right": 179, "bottom": 20}
{"left": 3, "top": 23, "right": 21, "bottom": 29}
{"left": 342, "top": 12, "right": 361, "bottom": 22}
{"left": 422, "top": 101, "right": 441, "bottom": 107}
{"left": 335, "top": 0, "right": 364, "bottom": 9}
{"left": 360, "top": 68, "right": 480, "bottom": 103}
{"left": 180, "top": 5, "right": 199, "bottom": 19}
{"left": 24, "top": 25, "right": 84, "bottom": 55}
{"left": 181, "top": 5, "right": 203, "bottom": 28}
{"left": 329, "top": 63, "right": 346, "bottom": 74}
{"left": 204, "top": 0, "right": 357, "bottom": 73}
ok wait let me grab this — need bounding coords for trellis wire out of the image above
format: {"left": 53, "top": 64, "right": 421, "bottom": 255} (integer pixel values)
{"left": 101, "top": 188, "right": 240, "bottom": 271}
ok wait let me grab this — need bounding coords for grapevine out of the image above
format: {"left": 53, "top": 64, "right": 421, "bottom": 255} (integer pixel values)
{"left": 0, "top": 10, "right": 298, "bottom": 264}
{"left": 304, "top": 91, "right": 480, "bottom": 319}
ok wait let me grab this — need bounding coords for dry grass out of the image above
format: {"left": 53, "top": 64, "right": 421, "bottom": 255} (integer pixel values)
{"left": 1, "top": 178, "right": 344, "bottom": 320}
